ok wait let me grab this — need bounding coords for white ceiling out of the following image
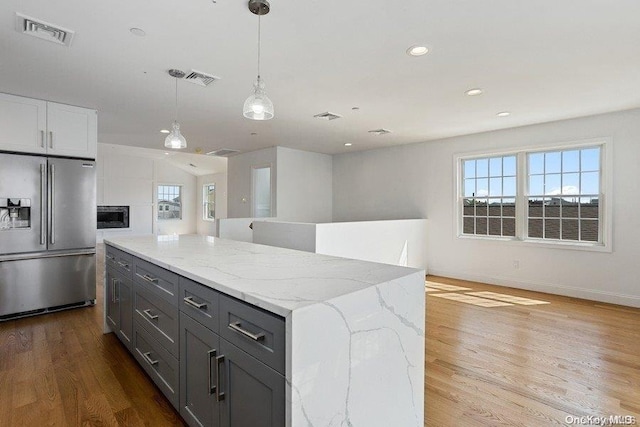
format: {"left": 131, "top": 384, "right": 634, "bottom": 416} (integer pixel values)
{"left": 1, "top": 0, "right": 639, "bottom": 156}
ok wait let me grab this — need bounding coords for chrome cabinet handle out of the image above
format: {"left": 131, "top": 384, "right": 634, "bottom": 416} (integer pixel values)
{"left": 142, "top": 309, "right": 158, "bottom": 320}
{"left": 183, "top": 296, "right": 207, "bottom": 310}
{"left": 40, "top": 130, "right": 45, "bottom": 148}
{"left": 106, "top": 254, "right": 115, "bottom": 261}
{"left": 49, "top": 131, "right": 53, "bottom": 149}
{"left": 208, "top": 349, "right": 217, "bottom": 395}
{"left": 117, "top": 261, "right": 130, "bottom": 269}
{"left": 228, "top": 322, "right": 265, "bottom": 342}
{"left": 40, "top": 164, "right": 46, "bottom": 245}
{"left": 50, "top": 164, "right": 55, "bottom": 245}
{"left": 111, "top": 278, "right": 117, "bottom": 303}
{"left": 136, "top": 273, "right": 158, "bottom": 283}
{"left": 216, "top": 355, "right": 225, "bottom": 402}
{"left": 142, "top": 352, "right": 159, "bottom": 366}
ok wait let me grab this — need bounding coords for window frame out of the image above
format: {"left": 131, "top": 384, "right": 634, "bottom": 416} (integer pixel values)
{"left": 157, "top": 184, "right": 183, "bottom": 221}
{"left": 454, "top": 138, "right": 612, "bottom": 252}
{"left": 203, "top": 183, "right": 216, "bottom": 221}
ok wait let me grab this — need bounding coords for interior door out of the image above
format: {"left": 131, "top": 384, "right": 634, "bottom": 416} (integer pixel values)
{"left": 48, "top": 157, "right": 96, "bottom": 251}
{"left": 0, "top": 153, "right": 47, "bottom": 255}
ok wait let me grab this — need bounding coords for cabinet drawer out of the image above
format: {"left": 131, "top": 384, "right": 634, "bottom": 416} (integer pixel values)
{"left": 105, "top": 245, "right": 133, "bottom": 278}
{"left": 219, "top": 295, "right": 285, "bottom": 375}
{"left": 133, "top": 320, "right": 179, "bottom": 409}
{"left": 135, "top": 285, "right": 179, "bottom": 358}
{"left": 133, "top": 257, "right": 179, "bottom": 305}
{"left": 179, "top": 277, "right": 220, "bottom": 333}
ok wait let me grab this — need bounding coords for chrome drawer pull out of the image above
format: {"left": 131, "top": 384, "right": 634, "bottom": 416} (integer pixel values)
{"left": 142, "top": 352, "right": 159, "bottom": 366}
{"left": 137, "top": 273, "right": 159, "bottom": 283}
{"left": 106, "top": 255, "right": 115, "bottom": 261}
{"left": 142, "top": 309, "right": 158, "bottom": 320}
{"left": 216, "top": 354, "right": 225, "bottom": 402}
{"left": 117, "top": 261, "right": 130, "bottom": 269}
{"left": 208, "top": 349, "right": 217, "bottom": 395}
{"left": 229, "top": 322, "right": 265, "bottom": 342}
{"left": 183, "top": 296, "right": 207, "bottom": 310}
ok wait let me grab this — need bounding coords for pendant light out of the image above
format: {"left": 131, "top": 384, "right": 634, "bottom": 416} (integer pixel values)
{"left": 243, "top": 0, "right": 274, "bottom": 120}
{"left": 165, "top": 69, "right": 187, "bottom": 149}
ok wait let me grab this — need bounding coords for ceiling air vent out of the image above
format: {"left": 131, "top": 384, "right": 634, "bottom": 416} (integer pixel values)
{"left": 314, "top": 112, "right": 342, "bottom": 121}
{"left": 184, "top": 70, "right": 220, "bottom": 87}
{"left": 368, "top": 128, "right": 392, "bottom": 135}
{"left": 15, "top": 13, "right": 75, "bottom": 47}
{"left": 206, "top": 149, "right": 240, "bottom": 157}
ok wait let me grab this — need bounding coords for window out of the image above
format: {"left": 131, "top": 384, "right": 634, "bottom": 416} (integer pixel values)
{"left": 203, "top": 184, "right": 215, "bottom": 220}
{"left": 458, "top": 142, "right": 606, "bottom": 247}
{"left": 527, "top": 147, "right": 600, "bottom": 242}
{"left": 158, "top": 185, "right": 182, "bottom": 220}
{"left": 462, "top": 155, "right": 517, "bottom": 237}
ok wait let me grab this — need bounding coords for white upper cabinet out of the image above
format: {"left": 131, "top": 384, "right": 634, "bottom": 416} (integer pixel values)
{"left": 0, "top": 93, "right": 97, "bottom": 159}
{"left": 46, "top": 101, "right": 97, "bottom": 159}
{"left": 0, "top": 93, "right": 47, "bottom": 154}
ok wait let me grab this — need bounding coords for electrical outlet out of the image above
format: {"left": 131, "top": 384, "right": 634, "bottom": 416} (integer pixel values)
{"left": 513, "top": 260, "right": 520, "bottom": 269}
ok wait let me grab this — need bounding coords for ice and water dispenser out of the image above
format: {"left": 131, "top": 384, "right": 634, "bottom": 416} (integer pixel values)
{"left": 0, "top": 198, "right": 31, "bottom": 230}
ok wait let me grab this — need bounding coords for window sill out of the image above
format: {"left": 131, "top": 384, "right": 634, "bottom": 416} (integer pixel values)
{"left": 457, "top": 234, "right": 611, "bottom": 253}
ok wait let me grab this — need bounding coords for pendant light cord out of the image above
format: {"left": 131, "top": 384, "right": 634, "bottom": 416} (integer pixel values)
{"left": 257, "top": 14, "right": 261, "bottom": 79}
{"left": 174, "top": 77, "right": 178, "bottom": 123}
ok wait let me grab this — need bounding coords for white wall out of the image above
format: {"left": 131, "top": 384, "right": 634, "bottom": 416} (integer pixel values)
{"left": 315, "top": 220, "right": 427, "bottom": 270}
{"left": 227, "top": 147, "right": 277, "bottom": 218}
{"left": 276, "top": 147, "right": 333, "bottom": 223}
{"left": 226, "top": 146, "right": 333, "bottom": 223}
{"left": 97, "top": 143, "right": 198, "bottom": 241}
{"left": 333, "top": 108, "right": 640, "bottom": 307}
{"left": 155, "top": 159, "right": 197, "bottom": 235}
{"left": 196, "top": 172, "right": 228, "bottom": 236}
{"left": 96, "top": 144, "right": 154, "bottom": 242}
{"left": 252, "top": 221, "right": 317, "bottom": 252}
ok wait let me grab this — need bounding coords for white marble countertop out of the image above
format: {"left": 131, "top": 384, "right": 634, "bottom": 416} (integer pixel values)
{"left": 104, "top": 234, "right": 423, "bottom": 317}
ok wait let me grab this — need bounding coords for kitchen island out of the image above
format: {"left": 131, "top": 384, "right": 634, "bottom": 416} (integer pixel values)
{"left": 104, "top": 234, "right": 424, "bottom": 427}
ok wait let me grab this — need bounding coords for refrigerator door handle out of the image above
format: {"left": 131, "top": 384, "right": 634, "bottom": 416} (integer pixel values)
{"left": 50, "top": 164, "right": 55, "bottom": 245}
{"left": 40, "top": 164, "right": 46, "bottom": 246}
{"left": 49, "top": 131, "right": 54, "bottom": 149}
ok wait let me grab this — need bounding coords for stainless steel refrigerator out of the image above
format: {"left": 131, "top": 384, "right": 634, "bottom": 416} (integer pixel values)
{"left": 0, "top": 152, "right": 96, "bottom": 320}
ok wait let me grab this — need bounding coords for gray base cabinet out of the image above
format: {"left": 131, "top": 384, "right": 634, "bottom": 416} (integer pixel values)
{"left": 180, "top": 312, "right": 221, "bottom": 427}
{"left": 105, "top": 265, "right": 133, "bottom": 351}
{"left": 219, "top": 338, "right": 285, "bottom": 427}
{"left": 180, "top": 312, "right": 285, "bottom": 427}
{"left": 105, "top": 245, "right": 285, "bottom": 427}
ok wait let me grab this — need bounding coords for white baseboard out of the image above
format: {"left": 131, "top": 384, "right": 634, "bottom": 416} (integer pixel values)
{"left": 427, "top": 269, "right": 640, "bottom": 309}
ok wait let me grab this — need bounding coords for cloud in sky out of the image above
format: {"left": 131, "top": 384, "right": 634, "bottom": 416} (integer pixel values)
{"left": 547, "top": 185, "right": 579, "bottom": 196}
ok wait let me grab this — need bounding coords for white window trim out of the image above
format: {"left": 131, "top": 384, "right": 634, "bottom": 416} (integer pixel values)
{"left": 203, "top": 183, "right": 216, "bottom": 222}
{"left": 157, "top": 183, "right": 183, "bottom": 221}
{"left": 453, "top": 137, "right": 613, "bottom": 253}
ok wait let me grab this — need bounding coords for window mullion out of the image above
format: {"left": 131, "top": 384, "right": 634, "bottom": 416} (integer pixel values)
{"left": 516, "top": 152, "right": 527, "bottom": 240}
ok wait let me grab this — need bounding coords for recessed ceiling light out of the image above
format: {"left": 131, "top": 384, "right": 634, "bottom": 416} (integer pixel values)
{"left": 497, "top": 111, "right": 511, "bottom": 117}
{"left": 160, "top": 129, "right": 170, "bottom": 134}
{"left": 351, "top": 107, "right": 360, "bottom": 111}
{"left": 250, "top": 132, "right": 258, "bottom": 136}
{"left": 406, "top": 45, "right": 429, "bottom": 56}
{"left": 344, "top": 143, "right": 353, "bottom": 147}
{"left": 164, "top": 152, "right": 169, "bottom": 155}
{"left": 465, "top": 88, "right": 483, "bottom": 96}
{"left": 130, "top": 27, "right": 146, "bottom": 37}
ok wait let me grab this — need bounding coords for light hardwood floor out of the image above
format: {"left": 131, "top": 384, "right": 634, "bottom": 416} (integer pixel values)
{"left": 0, "top": 250, "right": 638, "bottom": 426}
{"left": 426, "top": 276, "right": 640, "bottom": 426}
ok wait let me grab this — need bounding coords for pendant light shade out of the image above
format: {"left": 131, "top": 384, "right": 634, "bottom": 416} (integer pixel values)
{"left": 244, "top": 0, "right": 274, "bottom": 121}
{"left": 165, "top": 69, "right": 187, "bottom": 149}
{"left": 165, "top": 121, "right": 187, "bottom": 149}
{"left": 243, "top": 76, "right": 274, "bottom": 120}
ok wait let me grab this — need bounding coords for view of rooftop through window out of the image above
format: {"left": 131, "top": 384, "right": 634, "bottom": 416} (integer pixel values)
{"left": 460, "top": 145, "right": 602, "bottom": 244}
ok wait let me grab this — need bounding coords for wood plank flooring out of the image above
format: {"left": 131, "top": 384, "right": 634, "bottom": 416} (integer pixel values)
{"left": 1, "top": 249, "right": 639, "bottom": 426}
{"left": 0, "top": 245, "right": 185, "bottom": 426}
{"left": 426, "top": 276, "right": 640, "bottom": 426}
